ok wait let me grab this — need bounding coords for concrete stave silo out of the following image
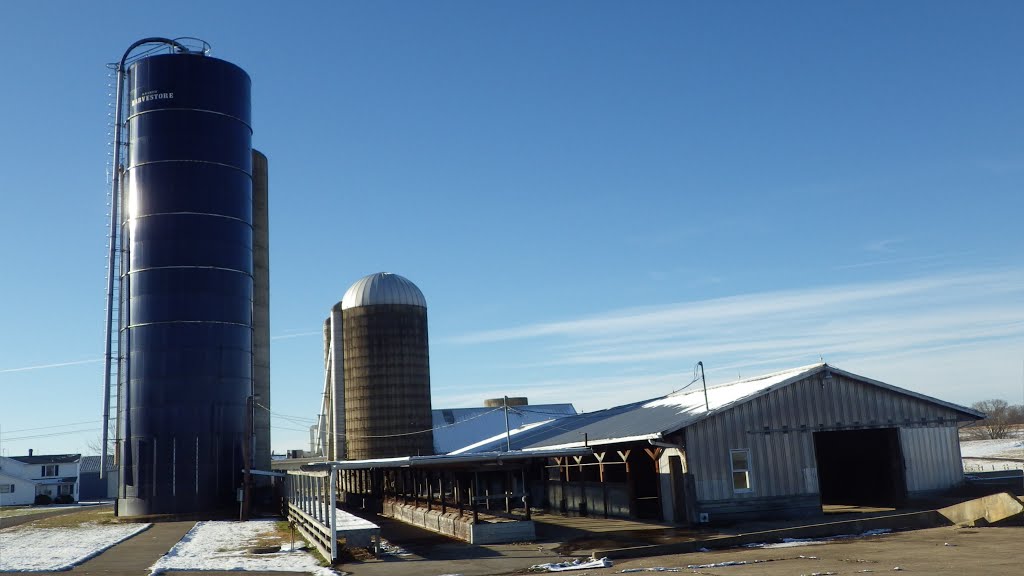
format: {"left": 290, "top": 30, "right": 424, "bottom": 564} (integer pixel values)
{"left": 337, "top": 273, "right": 434, "bottom": 459}
{"left": 252, "top": 149, "right": 271, "bottom": 474}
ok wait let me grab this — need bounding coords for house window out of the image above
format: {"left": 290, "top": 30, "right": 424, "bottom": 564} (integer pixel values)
{"left": 59, "top": 484, "right": 74, "bottom": 496}
{"left": 0, "top": 484, "right": 14, "bottom": 493}
{"left": 42, "top": 465, "right": 59, "bottom": 477}
{"left": 730, "top": 449, "right": 753, "bottom": 493}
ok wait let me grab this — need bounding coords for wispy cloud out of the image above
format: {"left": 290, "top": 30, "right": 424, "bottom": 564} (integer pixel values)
{"left": 455, "top": 270, "right": 1020, "bottom": 344}
{"left": 833, "top": 251, "right": 970, "bottom": 271}
{"left": 443, "top": 269, "right": 1024, "bottom": 410}
{"left": 271, "top": 330, "right": 321, "bottom": 341}
{"left": 975, "top": 157, "right": 1024, "bottom": 174}
{"left": 864, "top": 238, "right": 901, "bottom": 253}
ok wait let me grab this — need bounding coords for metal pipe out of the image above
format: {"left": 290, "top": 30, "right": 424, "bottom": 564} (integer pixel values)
{"left": 697, "top": 361, "right": 709, "bottom": 412}
{"left": 101, "top": 37, "right": 189, "bottom": 481}
{"left": 329, "top": 469, "right": 337, "bottom": 562}
{"left": 503, "top": 395, "right": 511, "bottom": 451}
{"left": 99, "top": 61, "right": 124, "bottom": 480}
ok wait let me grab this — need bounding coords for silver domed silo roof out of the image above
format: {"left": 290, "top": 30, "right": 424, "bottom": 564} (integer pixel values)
{"left": 341, "top": 272, "right": 427, "bottom": 310}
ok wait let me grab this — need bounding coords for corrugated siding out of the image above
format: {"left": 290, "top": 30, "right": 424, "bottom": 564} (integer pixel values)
{"left": 687, "top": 373, "right": 966, "bottom": 503}
{"left": 901, "top": 426, "right": 963, "bottom": 493}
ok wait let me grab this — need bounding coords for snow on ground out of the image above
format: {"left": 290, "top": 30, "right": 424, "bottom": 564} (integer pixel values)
{"left": 149, "top": 520, "right": 337, "bottom": 576}
{"left": 960, "top": 437, "right": 1024, "bottom": 459}
{"left": 529, "top": 557, "right": 613, "bottom": 572}
{"left": 0, "top": 503, "right": 101, "bottom": 519}
{"left": 742, "top": 529, "right": 891, "bottom": 549}
{"left": 0, "top": 522, "right": 150, "bottom": 572}
{"left": 960, "top": 432, "right": 1024, "bottom": 472}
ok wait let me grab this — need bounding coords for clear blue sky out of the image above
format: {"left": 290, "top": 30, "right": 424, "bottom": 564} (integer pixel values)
{"left": 1, "top": 1, "right": 1022, "bottom": 456}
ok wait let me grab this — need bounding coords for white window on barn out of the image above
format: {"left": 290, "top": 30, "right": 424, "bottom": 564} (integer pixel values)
{"left": 730, "top": 449, "right": 753, "bottom": 493}
{"left": 0, "top": 484, "right": 14, "bottom": 493}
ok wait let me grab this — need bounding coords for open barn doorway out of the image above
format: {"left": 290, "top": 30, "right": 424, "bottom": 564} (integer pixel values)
{"left": 813, "top": 428, "right": 906, "bottom": 509}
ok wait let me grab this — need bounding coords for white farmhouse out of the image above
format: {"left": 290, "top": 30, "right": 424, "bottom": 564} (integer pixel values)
{"left": 0, "top": 451, "right": 81, "bottom": 506}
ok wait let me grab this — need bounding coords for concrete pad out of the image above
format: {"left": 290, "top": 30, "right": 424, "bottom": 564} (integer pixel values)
{"left": 938, "top": 492, "right": 1024, "bottom": 526}
{"left": 591, "top": 510, "right": 949, "bottom": 559}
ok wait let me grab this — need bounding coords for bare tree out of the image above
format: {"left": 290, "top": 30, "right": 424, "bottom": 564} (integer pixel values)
{"left": 966, "top": 399, "right": 1015, "bottom": 440}
{"left": 84, "top": 435, "right": 116, "bottom": 458}
{"left": 1009, "top": 404, "right": 1024, "bottom": 426}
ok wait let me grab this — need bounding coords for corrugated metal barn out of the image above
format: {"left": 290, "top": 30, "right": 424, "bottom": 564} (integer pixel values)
{"left": 456, "top": 363, "right": 983, "bottom": 523}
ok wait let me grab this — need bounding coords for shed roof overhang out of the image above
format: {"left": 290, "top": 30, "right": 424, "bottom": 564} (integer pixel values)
{"left": 299, "top": 447, "right": 593, "bottom": 474}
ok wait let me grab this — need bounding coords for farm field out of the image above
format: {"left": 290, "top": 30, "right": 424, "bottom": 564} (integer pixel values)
{"left": 961, "top": 428, "right": 1024, "bottom": 472}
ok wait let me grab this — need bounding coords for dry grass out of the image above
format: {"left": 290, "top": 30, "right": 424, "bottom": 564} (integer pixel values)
{"left": 0, "top": 506, "right": 50, "bottom": 519}
{"left": 248, "top": 519, "right": 305, "bottom": 550}
{"left": 25, "top": 507, "right": 118, "bottom": 528}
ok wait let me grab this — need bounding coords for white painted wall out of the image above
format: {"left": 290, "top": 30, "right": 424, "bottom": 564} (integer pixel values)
{"left": 0, "top": 471, "right": 37, "bottom": 506}
{"left": 0, "top": 456, "right": 80, "bottom": 501}
{"left": 657, "top": 447, "right": 686, "bottom": 523}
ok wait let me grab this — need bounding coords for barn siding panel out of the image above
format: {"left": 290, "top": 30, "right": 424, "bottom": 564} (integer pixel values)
{"left": 901, "top": 426, "right": 963, "bottom": 493}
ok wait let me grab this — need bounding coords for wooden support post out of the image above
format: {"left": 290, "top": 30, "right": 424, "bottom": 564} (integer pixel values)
{"left": 504, "top": 470, "right": 512, "bottom": 514}
{"left": 318, "top": 477, "right": 325, "bottom": 522}
{"left": 457, "top": 474, "right": 464, "bottom": 517}
{"left": 522, "top": 467, "right": 531, "bottom": 520}
{"left": 644, "top": 447, "right": 664, "bottom": 521}
{"left": 577, "top": 457, "right": 587, "bottom": 517}
{"left": 427, "top": 471, "right": 433, "bottom": 511}
{"left": 618, "top": 450, "right": 634, "bottom": 517}
{"left": 470, "top": 484, "right": 478, "bottom": 523}
{"left": 440, "top": 473, "right": 447, "bottom": 514}
{"left": 558, "top": 457, "right": 568, "bottom": 514}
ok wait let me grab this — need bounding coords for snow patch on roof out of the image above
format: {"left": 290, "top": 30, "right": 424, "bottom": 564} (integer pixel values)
{"left": 643, "top": 364, "right": 824, "bottom": 412}
{"left": 432, "top": 404, "right": 577, "bottom": 453}
{"left": 449, "top": 419, "right": 558, "bottom": 455}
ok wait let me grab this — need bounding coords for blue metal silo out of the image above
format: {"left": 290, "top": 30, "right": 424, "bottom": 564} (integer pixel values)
{"left": 109, "top": 43, "right": 253, "bottom": 516}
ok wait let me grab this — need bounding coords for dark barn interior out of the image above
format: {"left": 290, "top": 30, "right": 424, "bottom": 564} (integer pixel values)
{"left": 813, "top": 428, "right": 906, "bottom": 508}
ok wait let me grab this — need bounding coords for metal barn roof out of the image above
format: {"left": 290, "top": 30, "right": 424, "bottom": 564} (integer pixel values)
{"left": 341, "top": 272, "right": 426, "bottom": 310}
{"left": 451, "top": 363, "right": 984, "bottom": 453}
{"left": 9, "top": 454, "right": 81, "bottom": 465}
{"left": 432, "top": 404, "right": 577, "bottom": 454}
{"left": 79, "top": 455, "right": 116, "bottom": 474}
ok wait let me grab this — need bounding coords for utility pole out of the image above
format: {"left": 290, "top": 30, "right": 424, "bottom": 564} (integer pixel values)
{"left": 697, "top": 361, "right": 709, "bottom": 412}
{"left": 241, "top": 395, "right": 253, "bottom": 520}
{"left": 504, "top": 396, "right": 511, "bottom": 452}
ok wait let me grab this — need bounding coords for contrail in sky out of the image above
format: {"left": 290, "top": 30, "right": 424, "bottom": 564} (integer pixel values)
{"left": 0, "top": 358, "right": 103, "bottom": 374}
{"left": 271, "top": 330, "right": 321, "bottom": 340}
{"left": 0, "top": 328, "right": 320, "bottom": 374}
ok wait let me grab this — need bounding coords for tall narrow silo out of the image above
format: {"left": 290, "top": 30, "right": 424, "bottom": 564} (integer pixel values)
{"left": 252, "top": 149, "right": 271, "bottom": 473}
{"left": 320, "top": 304, "right": 346, "bottom": 460}
{"left": 341, "top": 273, "right": 434, "bottom": 459}
{"left": 118, "top": 51, "right": 253, "bottom": 516}
{"left": 327, "top": 303, "right": 346, "bottom": 460}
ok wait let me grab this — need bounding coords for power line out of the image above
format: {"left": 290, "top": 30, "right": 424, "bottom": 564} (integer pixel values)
{"left": 2, "top": 420, "right": 100, "bottom": 434}
{"left": 2, "top": 427, "right": 100, "bottom": 442}
{"left": 257, "top": 402, "right": 506, "bottom": 440}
